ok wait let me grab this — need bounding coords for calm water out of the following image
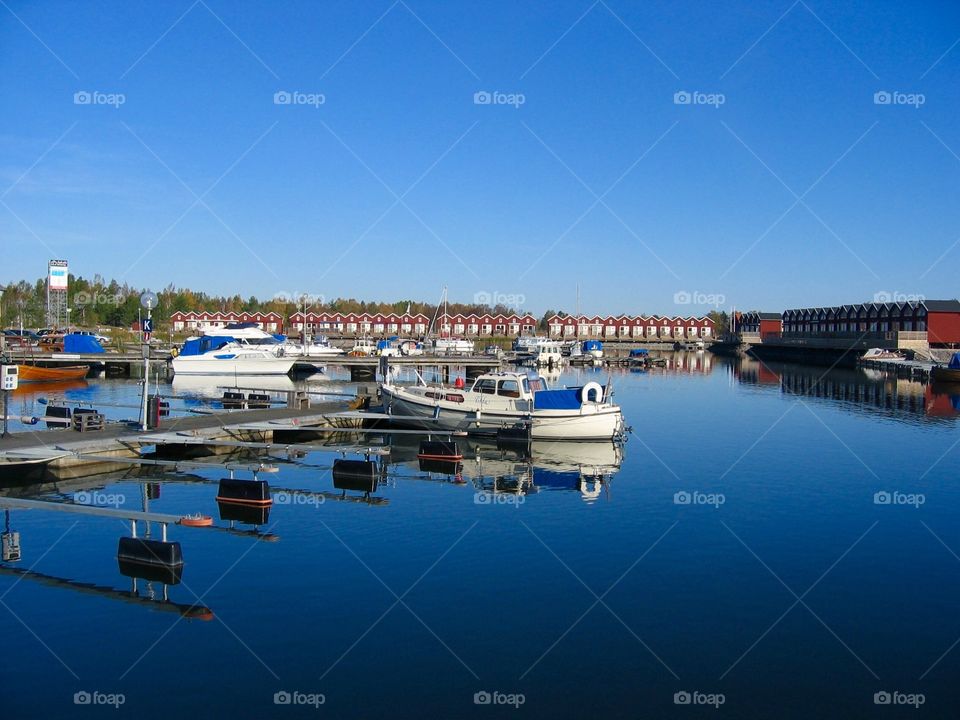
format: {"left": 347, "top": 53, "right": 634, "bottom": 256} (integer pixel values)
{"left": 2, "top": 355, "right": 959, "bottom": 718}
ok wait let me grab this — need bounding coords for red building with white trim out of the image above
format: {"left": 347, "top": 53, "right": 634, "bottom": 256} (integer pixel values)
{"left": 546, "top": 314, "right": 714, "bottom": 340}
{"left": 170, "top": 310, "right": 284, "bottom": 333}
{"left": 288, "top": 311, "right": 536, "bottom": 338}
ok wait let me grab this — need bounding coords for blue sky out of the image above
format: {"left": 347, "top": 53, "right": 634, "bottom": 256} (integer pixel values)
{"left": 1, "top": 0, "right": 958, "bottom": 316}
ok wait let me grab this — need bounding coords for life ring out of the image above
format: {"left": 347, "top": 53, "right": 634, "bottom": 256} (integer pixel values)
{"left": 581, "top": 381, "right": 603, "bottom": 404}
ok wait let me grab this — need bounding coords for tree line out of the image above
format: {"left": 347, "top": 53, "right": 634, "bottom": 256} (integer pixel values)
{"left": 0, "top": 275, "right": 729, "bottom": 335}
{"left": 0, "top": 275, "right": 545, "bottom": 331}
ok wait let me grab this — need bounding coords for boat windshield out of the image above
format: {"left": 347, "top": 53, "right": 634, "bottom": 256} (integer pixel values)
{"left": 472, "top": 378, "right": 496, "bottom": 394}
{"left": 497, "top": 379, "right": 520, "bottom": 397}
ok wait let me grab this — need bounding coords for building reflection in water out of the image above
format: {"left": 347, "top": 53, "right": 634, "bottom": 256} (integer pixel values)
{"left": 731, "top": 357, "right": 960, "bottom": 420}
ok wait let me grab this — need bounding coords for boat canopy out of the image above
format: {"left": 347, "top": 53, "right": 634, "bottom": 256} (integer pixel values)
{"left": 949, "top": 353, "right": 960, "bottom": 370}
{"left": 629, "top": 348, "right": 648, "bottom": 357}
{"left": 533, "top": 389, "right": 582, "bottom": 410}
{"left": 582, "top": 340, "right": 603, "bottom": 351}
{"left": 180, "top": 335, "right": 236, "bottom": 357}
{"left": 63, "top": 334, "right": 105, "bottom": 353}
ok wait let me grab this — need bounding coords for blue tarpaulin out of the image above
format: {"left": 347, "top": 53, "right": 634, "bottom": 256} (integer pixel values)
{"left": 629, "top": 348, "right": 648, "bottom": 357}
{"left": 583, "top": 340, "right": 603, "bottom": 352}
{"left": 63, "top": 334, "right": 105, "bottom": 353}
{"left": 179, "top": 335, "right": 235, "bottom": 356}
{"left": 948, "top": 353, "right": 960, "bottom": 370}
{"left": 533, "top": 389, "right": 582, "bottom": 410}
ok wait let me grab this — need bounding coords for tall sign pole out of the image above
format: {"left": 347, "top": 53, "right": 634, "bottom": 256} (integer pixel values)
{"left": 139, "top": 291, "right": 157, "bottom": 431}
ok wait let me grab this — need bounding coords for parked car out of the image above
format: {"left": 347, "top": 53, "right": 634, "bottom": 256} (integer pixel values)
{"left": 72, "top": 329, "right": 110, "bottom": 344}
{"left": 2, "top": 329, "right": 39, "bottom": 348}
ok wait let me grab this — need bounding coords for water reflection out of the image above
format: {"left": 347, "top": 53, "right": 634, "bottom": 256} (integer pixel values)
{"left": 0, "top": 506, "right": 213, "bottom": 620}
{"left": 383, "top": 436, "right": 624, "bottom": 503}
{"left": 732, "top": 357, "right": 960, "bottom": 421}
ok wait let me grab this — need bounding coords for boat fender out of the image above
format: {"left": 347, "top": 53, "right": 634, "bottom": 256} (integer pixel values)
{"left": 581, "top": 381, "right": 604, "bottom": 404}
{"left": 454, "top": 376, "right": 465, "bottom": 389}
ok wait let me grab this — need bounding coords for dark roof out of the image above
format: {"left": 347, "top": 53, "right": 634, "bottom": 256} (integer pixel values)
{"left": 758, "top": 312, "right": 782, "bottom": 320}
{"left": 923, "top": 300, "right": 960, "bottom": 312}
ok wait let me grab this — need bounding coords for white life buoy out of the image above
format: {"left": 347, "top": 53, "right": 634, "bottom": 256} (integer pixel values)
{"left": 581, "top": 381, "right": 603, "bottom": 404}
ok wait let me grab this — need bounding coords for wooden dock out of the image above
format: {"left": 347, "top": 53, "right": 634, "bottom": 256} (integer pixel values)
{"left": 1, "top": 350, "right": 502, "bottom": 380}
{"left": 858, "top": 357, "right": 934, "bottom": 382}
{"left": 0, "top": 401, "right": 373, "bottom": 481}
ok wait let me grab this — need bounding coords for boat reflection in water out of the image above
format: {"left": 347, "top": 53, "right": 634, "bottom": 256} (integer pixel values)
{"left": 732, "top": 357, "right": 960, "bottom": 421}
{"left": 384, "top": 436, "right": 624, "bottom": 503}
{"left": 172, "top": 373, "right": 329, "bottom": 400}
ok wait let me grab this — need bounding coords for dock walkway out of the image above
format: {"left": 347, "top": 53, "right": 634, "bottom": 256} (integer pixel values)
{"left": 0, "top": 401, "right": 358, "bottom": 480}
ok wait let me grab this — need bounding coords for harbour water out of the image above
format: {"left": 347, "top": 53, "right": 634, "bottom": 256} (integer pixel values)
{"left": 2, "top": 355, "right": 959, "bottom": 718}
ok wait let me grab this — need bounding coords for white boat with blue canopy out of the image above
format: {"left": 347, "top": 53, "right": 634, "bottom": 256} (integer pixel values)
{"left": 380, "top": 370, "right": 624, "bottom": 440}
{"left": 582, "top": 340, "right": 603, "bottom": 358}
{"left": 172, "top": 324, "right": 317, "bottom": 376}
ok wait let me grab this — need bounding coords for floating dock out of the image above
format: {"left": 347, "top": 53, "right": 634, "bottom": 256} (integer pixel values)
{"left": 0, "top": 401, "right": 375, "bottom": 481}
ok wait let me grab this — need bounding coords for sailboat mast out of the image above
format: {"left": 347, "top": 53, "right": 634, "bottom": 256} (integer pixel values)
{"left": 443, "top": 286, "right": 448, "bottom": 338}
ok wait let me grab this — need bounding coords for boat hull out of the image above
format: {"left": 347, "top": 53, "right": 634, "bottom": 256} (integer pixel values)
{"left": 931, "top": 367, "right": 960, "bottom": 383}
{"left": 382, "top": 388, "right": 623, "bottom": 440}
{"left": 171, "top": 356, "right": 307, "bottom": 376}
{"left": 16, "top": 364, "right": 90, "bottom": 382}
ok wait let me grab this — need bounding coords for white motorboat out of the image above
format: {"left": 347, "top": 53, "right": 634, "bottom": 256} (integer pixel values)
{"left": 349, "top": 337, "right": 377, "bottom": 356}
{"left": 376, "top": 338, "right": 425, "bottom": 357}
{"left": 513, "top": 335, "right": 554, "bottom": 354}
{"left": 429, "top": 337, "right": 475, "bottom": 355}
{"left": 171, "top": 327, "right": 317, "bottom": 376}
{"left": 532, "top": 342, "right": 564, "bottom": 366}
{"left": 862, "top": 348, "right": 905, "bottom": 360}
{"left": 282, "top": 334, "right": 345, "bottom": 359}
{"left": 581, "top": 340, "right": 603, "bottom": 359}
{"left": 380, "top": 370, "right": 625, "bottom": 440}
